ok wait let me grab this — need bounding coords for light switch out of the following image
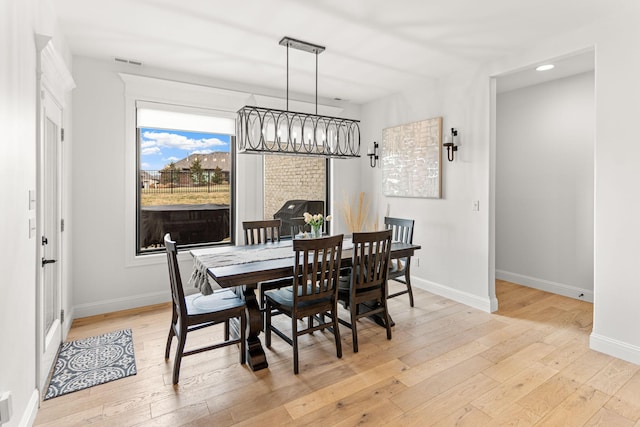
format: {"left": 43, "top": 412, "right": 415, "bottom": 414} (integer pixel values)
{"left": 472, "top": 200, "right": 480, "bottom": 211}
{"left": 0, "top": 391, "right": 12, "bottom": 424}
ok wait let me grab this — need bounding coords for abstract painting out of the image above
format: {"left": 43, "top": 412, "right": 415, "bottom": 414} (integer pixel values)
{"left": 382, "top": 117, "right": 442, "bottom": 198}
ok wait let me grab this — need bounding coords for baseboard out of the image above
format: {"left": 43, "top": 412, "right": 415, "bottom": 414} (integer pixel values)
{"left": 590, "top": 333, "right": 640, "bottom": 365}
{"left": 73, "top": 291, "right": 170, "bottom": 319}
{"left": 18, "top": 389, "right": 39, "bottom": 427}
{"left": 62, "top": 307, "right": 74, "bottom": 341}
{"left": 496, "top": 270, "right": 593, "bottom": 303}
{"left": 412, "top": 276, "right": 494, "bottom": 313}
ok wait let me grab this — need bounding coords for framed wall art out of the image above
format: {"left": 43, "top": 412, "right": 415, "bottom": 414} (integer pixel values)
{"left": 382, "top": 116, "right": 442, "bottom": 198}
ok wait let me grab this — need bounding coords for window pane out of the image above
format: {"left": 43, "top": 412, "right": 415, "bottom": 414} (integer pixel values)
{"left": 264, "top": 156, "right": 326, "bottom": 237}
{"left": 138, "top": 126, "right": 233, "bottom": 253}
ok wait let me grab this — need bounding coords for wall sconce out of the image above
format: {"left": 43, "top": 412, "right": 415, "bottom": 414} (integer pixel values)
{"left": 443, "top": 128, "right": 458, "bottom": 162}
{"left": 367, "top": 141, "right": 379, "bottom": 168}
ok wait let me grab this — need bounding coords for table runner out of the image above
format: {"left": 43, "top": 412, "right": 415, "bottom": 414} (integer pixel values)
{"left": 189, "top": 238, "right": 354, "bottom": 295}
{"left": 189, "top": 244, "right": 295, "bottom": 295}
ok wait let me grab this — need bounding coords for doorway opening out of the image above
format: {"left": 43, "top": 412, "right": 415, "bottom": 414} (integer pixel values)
{"left": 491, "top": 49, "right": 595, "bottom": 310}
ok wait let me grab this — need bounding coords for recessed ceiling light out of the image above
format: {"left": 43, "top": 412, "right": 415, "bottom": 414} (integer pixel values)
{"left": 536, "top": 64, "right": 555, "bottom": 71}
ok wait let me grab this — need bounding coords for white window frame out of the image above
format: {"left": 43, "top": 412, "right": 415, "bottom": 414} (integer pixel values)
{"left": 121, "top": 74, "right": 247, "bottom": 267}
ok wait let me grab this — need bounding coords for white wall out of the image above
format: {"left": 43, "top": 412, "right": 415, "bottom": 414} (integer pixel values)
{"left": 361, "top": 4, "right": 640, "bottom": 364}
{"left": 361, "top": 72, "right": 495, "bottom": 311}
{"left": 1, "top": 0, "right": 72, "bottom": 425}
{"left": 70, "top": 56, "right": 362, "bottom": 317}
{"left": 496, "top": 72, "right": 595, "bottom": 301}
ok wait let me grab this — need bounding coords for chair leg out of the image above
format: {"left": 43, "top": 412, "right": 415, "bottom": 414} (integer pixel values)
{"left": 165, "top": 309, "right": 177, "bottom": 359}
{"left": 351, "top": 302, "right": 359, "bottom": 353}
{"left": 224, "top": 319, "right": 230, "bottom": 341}
{"left": 292, "top": 316, "right": 299, "bottom": 374}
{"left": 308, "top": 315, "right": 313, "bottom": 332}
{"left": 405, "top": 271, "right": 414, "bottom": 307}
{"left": 332, "top": 308, "right": 342, "bottom": 359}
{"left": 239, "top": 311, "right": 247, "bottom": 364}
{"left": 165, "top": 327, "right": 175, "bottom": 359}
{"left": 265, "top": 300, "right": 272, "bottom": 348}
{"left": 172, "top": 329, "right": 187, "bottom": 385}
{"left": 382, "top": 298, "right": 392, "bottom": 340}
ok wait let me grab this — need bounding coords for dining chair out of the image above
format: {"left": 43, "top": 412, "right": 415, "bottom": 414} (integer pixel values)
{"left": 243, "top": 219, "right": 281, "bottom": 245}
{"left": 242, "top": 219, "right": 290, "bottom": 313}
{"left": 264, "top": 234, "right": 344, "bottom": 374}
{"left": 164, "top": 233, "right": 246, "bottom": 385}
{"left": 384, "top": 216, "right": 415, "bottom": 307}
{"left": 337, "top": 230, "right": 393, "bottom": 352}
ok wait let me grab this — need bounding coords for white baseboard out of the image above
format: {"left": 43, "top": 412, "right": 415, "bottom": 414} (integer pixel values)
{"left": 412, "top": 276, "right": 495, "bottom": 313}
{"left": 73, "top": 291, "right": 170, "bottom": 319}
{"left": 19, "top": 389, "right": 39, "bottom": 427}
{"left": 496, "top": 270, "right": 593, "bottom": 303}
{"left": 62, "top": 307, "right": 74, "bottom": 341}
{"left": 590, "top": 333, "right": 640, "bottom": 365}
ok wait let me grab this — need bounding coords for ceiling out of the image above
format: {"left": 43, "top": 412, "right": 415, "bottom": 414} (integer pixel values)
{"left": 51, "top": 0, "right": 616, "bottom": 104}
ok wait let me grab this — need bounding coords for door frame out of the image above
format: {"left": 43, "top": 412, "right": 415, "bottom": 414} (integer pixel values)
{"left": 35, "top": 35, "right": 75, "bottom": 394}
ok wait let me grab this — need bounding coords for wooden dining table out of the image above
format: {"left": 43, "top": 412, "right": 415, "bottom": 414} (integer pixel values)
{"left": 190, "top": 236, "right": 421, "bottom": 371}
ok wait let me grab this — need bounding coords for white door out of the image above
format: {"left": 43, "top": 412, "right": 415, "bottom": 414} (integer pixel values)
{"left": 38, "top": 89, "right": 63, "bottom": 392}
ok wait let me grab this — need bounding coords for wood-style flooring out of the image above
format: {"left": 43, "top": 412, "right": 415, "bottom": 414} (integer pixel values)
{"left": 34, "top": 280, "right": 640, "bottom": 426}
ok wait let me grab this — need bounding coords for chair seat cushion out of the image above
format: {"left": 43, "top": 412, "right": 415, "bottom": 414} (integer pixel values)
{"left": 186, "top": 289, "right": 245, "bottom": 315}
{"left": 265, "top": 286, "right": 331, "bottom": 309}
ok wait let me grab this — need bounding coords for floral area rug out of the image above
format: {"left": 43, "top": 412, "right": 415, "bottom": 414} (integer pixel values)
{"left": 44, "top": 329, "right": 137, "bottom": 400}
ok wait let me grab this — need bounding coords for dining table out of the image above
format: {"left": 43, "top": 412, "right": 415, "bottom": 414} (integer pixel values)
{"left": 189, "top": 236, "right": 421, "bottom": 371}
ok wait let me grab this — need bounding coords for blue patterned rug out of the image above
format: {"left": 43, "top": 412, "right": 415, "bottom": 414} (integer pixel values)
{"left": 44, "top": 329, "right": 137, "bottom": 400}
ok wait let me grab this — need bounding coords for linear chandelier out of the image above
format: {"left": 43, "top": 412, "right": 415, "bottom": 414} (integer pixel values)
{"left": 237, "top": 37, "right": 361, "bottom": 158}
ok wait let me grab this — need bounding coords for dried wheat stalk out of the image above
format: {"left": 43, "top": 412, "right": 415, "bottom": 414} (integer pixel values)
{"left": 341, "top": 191, "right": 371, "bottom": 232}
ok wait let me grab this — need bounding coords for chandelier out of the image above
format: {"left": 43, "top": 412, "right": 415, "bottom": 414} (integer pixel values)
{"left": 237, "top": 37, "right": 361, "bottom": 158}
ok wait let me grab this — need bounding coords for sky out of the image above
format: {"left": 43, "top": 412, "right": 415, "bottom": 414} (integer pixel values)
{"left": 139, "top": 128, "right": 230, "bottom": 171}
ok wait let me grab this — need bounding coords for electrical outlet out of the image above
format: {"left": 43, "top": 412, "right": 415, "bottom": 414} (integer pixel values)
{"left": 414, "top": 257, "right": 420, "bottom": 267}
{"left": 0, "top": 391, "right": 12, "bottom": 424}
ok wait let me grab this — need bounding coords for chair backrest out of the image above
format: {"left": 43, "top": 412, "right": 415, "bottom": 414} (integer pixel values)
{"left": 351, "top": 230, "right": 393, "bottom": 293}
{"left": 164, "top": 233, "right": 187, "bottom": 318}
{"left": 292, "top": 234, "right": 344, "bottom": 306}
{"left": 243, "top": 219, "right": 282, "bottom": 245}
{"left": 384, "top": 217, "right": 414, "bottom": 244}
{"left": 289, "top": 217, "right": 310, "bottom": 237}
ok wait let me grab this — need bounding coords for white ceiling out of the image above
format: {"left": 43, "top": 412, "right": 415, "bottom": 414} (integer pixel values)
{"left": 51, "top": 0, "right": 616, "bottom": 104}
{"left": 496, "top": 50, "right": 594, "bottom": 93}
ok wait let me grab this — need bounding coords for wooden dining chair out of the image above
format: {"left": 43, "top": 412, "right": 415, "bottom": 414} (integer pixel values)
{"left": 264, "top": 234, "right": 344, "bottom": 374}
{"left": 384, "top": 216, "right": 416, "bottom": 307}
{"left": 243, "top": 219, "right": 281, "bottom": 245}
{"left": 164, "top": 233, "right": 246, "bottom": 385}
{"left": 337, "top": 230, "right": 393, "bottom": 352}
{"left": 242, "top": 219, "right": 291, "bottom": 313}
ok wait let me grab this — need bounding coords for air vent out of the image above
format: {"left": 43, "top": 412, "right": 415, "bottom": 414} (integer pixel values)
{"left": 115, "top": 57, "right": 143, "bottom": 66}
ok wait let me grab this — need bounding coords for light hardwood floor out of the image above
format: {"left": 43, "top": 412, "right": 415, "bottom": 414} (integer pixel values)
{"left": 34, "top": 280, "right": 640, "bottom": 426}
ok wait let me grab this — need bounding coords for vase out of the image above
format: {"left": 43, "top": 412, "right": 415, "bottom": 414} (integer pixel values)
{"left": 310, "top": 224, "right": 321, "bottom": 238}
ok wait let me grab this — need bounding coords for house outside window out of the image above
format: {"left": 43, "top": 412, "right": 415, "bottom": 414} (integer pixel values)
{"left": 136, "top": 103, "right": 235, "bottom": 254}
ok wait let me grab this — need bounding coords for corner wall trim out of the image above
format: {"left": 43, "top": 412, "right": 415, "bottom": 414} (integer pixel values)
{"left": 590, "top": 333, "right": 640, "bottom": 365}
{"left": 496, "top": 269, "right": 593, "bottom": 303}
{"left": 411, "top": 276, "right": 494, "bottom": 313}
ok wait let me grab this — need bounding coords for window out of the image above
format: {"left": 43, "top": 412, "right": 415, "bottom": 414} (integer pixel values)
{"left": 136, "top": 102, "right": 235, "bottom": 254}
{"left": 263, "top": 156, "right": 328, "bottom": 237}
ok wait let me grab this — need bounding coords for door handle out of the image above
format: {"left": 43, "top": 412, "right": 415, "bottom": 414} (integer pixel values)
{"left": 42, "top": 258, "right": 57, "bottom": 267}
